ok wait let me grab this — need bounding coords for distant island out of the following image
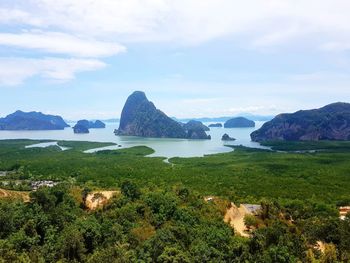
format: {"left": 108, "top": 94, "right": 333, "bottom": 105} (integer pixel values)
{"left": 221, "top": 133, "right": 236, "bottom": 141}
{"left": 208, "top": 123, "right": 223, "bottom": 128}
{"left": 73, "top": 124, "right": 89, "bottom": 134}
{"left": 174, "top": 114, "right": 274, "bottom": 122}
{"left": 74, "top": 120, "right": 106, "bottom": 129}
{"left": 183, "top": 120, "right": 209, "bottom": 131}
{"left": 73, "top": 120, "right": 105, "bottom": 134}
{"left": 183, "top": 120, "right": 211, "bottom": 140}
{"left": 116, "top": 91, "right": 210, "bottom": 139}
{"left": 251, "top": 102, "right": 350, "bottom": 142}
{"left": 224, "top": 117, "right": 255, "bottom": 128}
{"left": 0, "top": 110, "right": 69, "bottom": 130}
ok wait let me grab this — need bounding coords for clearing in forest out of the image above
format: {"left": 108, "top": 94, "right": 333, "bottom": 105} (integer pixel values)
{"left": 224, "top": 203, "right": 252, "bottom": 237}
{"left": 0, "top": 188, "right": 30, "bottom": 202}
{"left": 85, "top": 190, "right": 118, "bottom": 210}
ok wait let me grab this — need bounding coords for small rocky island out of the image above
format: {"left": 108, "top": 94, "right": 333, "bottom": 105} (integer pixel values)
{"left": 208, "top": 123, "right": 222, "bottom": 128}
{"left": 251, "top": 102, "right": 350, "bottom": 142}
{"left": 0, "top": 110, "right": 69, "bottom": 130}
{"left": 224, "top": 117, "right": 255, "bottom": 128}
{"left": 116, "top": 91, "right": 210, "bottom": 139}
{"left": 73, "top": 124, "right": 89, "bottom": 134}
{"left": 73, "top": 119, "right": 106, "bottom": 134}
{"left": 221, "top": 133, "right": 236, "bottom": 141}
{"left": 183, "top": 120, "right": 211, "bottom": 140}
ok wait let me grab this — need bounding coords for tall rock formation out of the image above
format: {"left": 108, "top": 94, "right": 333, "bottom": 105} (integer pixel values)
{"left": 117, "top": 91, "right": 210, "bottom": 139}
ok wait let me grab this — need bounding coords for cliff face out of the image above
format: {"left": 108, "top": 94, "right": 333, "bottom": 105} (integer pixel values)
{"left": 0, "top": 110, "right": 69, "bottom": 130}
{"left": 251, "top": 102, "right": 350, "bottom": 142}
{"left": 117, "top": 91, "right": 187, "bottom": 138}
{"left": 117, "top": 91, "right": 210, "bottom": 139}
{"left": 224, "top": 117, "right": 255, "bottom": 128}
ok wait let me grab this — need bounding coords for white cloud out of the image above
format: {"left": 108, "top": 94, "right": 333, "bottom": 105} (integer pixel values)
{"left": 0, "top": 8, "right": 42, "bottom": 26}
{"left": 0, "top": 31, "right": 126, "bottom": 57}
{"left": 1, "top": 0, "right": 350, "bottom": 86}
{"left": 320, "top": 42, "right": 350, "bottom": 52}
{"left": 0, "top": 57, "right": 106, "bottom": 86}
{"left": 1, "top": 0, "right": 350, "bottom": 47}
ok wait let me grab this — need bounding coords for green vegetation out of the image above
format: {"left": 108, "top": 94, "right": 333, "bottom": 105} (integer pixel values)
{"left": 0, "top": 140, "right": 350, "bottom": 203}
{"left": 0, "top": 139, "right": 349, "bottom": 262}
{"left": 0, "top": 183, "right": 349, "bottom": 262}
{"left": 262, "top": 140, "right": 350, "bottom": 152}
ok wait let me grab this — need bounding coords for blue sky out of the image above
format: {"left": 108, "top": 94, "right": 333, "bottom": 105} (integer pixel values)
{"left": 0, "top": 0, "right": 350, "bottom": 120}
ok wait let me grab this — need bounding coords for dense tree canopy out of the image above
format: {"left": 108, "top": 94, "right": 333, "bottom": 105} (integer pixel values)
{"left": 0, "top": 184, "right": 348, "bottom": 262}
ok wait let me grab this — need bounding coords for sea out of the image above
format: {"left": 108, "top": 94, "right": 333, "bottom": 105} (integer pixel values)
{"left": 0, "top": 122, "right": 269, "bottom": 158}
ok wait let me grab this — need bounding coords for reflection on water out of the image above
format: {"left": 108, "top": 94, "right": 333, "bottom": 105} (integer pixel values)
{"left": 0, "top": 122, "right": 267, "bottom": 158}
{"left": 25, "top": 141, "right": 70, "bottom": 151}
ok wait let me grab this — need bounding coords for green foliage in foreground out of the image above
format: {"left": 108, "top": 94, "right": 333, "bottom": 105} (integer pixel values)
{"left": 0, "top": 140, "right": 349, "bottom": 262}
{"left": 0, "top": 140, "right": 350, "bottom": 204}
{"left": 0, "top": 184, "right": 349, "bottom": 262}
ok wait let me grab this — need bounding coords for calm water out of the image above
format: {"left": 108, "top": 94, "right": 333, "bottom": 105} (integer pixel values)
{"left": 0, "top": 122, "right": 267, "bottom": 158}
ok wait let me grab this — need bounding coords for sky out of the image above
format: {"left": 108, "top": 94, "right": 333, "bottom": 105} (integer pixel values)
{"left": 0, "top": 0, "right": 350, "bottom": 120}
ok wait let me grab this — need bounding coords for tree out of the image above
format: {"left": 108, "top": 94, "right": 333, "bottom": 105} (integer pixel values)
{"left": 77, "top": 217, "right": 102, "bottom": 253}
{"left": 321, "top": 244, "right": 338, "bottom": 263}
{"left": 30, "top": 188, "right": 56, "bottom": 212}
{"left": 158, "top": 246, "right": 191, "bottom": 263}
{"left": 244, "top": 214, "right": 258, "bottom": 231}
{"left": 87, "top": 243, "right": 136, "bottom": 263}
{"left": 144, "top": 191, "right": 178, "bottom": 226}
{"left": 121, "top": 181, "right": 141, "bottom": 201}
{"left": 305, "top": 249, "right": 317, "bottom": 263}
{"left": 81, "top": 187, "right": 91, "bottom": 208}
{"left": 59, "top": 225, "right": 86, "bottom": 262}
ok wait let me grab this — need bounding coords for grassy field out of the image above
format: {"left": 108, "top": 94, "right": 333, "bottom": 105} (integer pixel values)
{"left": 0, "top": 139, "right": 349, "bottom": 205}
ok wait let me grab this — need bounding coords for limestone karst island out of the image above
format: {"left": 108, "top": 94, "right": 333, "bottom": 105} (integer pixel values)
{"left": 0, "top": 1, "right": 350, "bottom": 262}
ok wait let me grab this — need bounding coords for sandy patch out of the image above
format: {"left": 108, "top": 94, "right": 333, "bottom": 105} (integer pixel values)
{"left": 315, "top": 241, "right": 326, "bottom": 253}
{"left": 85, "top": 190, "right": 118, "bottom": 210}
{"left": 224, "top": 202, "right": 251, "bottom": 237}
{"left": 0, "top": 188, "right": 30, "bottom": 202}
{"left": 0, "top": 188, "right": 9, "bottom": 197}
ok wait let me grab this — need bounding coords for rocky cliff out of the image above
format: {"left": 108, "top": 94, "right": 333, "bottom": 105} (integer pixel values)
{"left": 117, "top": 91, "right": 210, "bottom": 139}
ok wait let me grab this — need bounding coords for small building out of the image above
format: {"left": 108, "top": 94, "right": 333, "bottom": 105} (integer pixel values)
{"left": 339, "top": 206, "right": 350, "bottom": 220}
{"left": 242, "top": 204, "right": 262, "bottom": 215}
{"left": 31, "top": 180, "right": 58, "bottom": 190}
{"left": 204, "top": 196, "right": 215, "bottom": 202}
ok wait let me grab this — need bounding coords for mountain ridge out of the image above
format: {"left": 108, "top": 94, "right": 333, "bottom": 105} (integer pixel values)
{"left": 0, "top": 110, "right": 69, "bottom": 130}
{"left": 251, "top": 102, "right": 350, "bottom": 142}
